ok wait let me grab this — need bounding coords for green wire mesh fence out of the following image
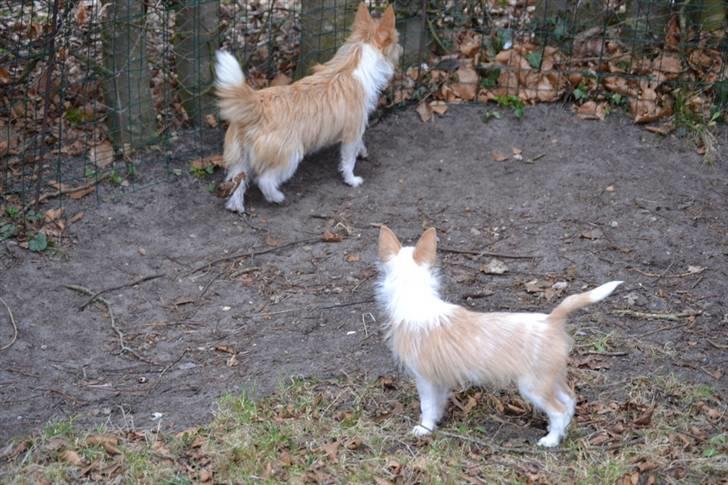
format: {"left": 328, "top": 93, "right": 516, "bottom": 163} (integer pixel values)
{"left": 1, "top": 0, "right": 726, "bottom": 245}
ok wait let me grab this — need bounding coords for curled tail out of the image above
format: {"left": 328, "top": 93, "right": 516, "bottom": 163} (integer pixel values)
{"left": 215, "top": 51, "right": 260, "bottom": 123}
{"left": 548, "top": 281, "right": 623, "bottom": 326}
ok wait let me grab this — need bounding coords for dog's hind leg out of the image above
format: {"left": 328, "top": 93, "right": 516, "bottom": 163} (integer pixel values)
{"left": 224, "top": 162, "right": 248, "bottom": 213}
{"left": 518, "top": 378, "right": 570, "bottom": 447}
{"left": 412, "top": 371, "right": 449, "bottom": 436}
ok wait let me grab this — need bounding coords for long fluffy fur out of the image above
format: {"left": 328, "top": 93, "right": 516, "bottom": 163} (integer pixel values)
{"left": 376, "top": 225, "right": 622, "bottom": 447}
{"left": 215, "top": 3, "right": 401, "bottom": 213}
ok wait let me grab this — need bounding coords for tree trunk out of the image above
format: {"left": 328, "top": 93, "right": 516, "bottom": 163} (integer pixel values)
{"left": 295, "top": 0, "right": 357, "bottom": 79}
{"left": 101, "top": 0, "right": 157, "bottom": 150}
{"left": 173, "top": 0, "right": 219, "bottom": 126}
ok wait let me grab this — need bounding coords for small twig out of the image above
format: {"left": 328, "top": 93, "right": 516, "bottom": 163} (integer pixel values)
{"left": 187, "top": 237, "right": 320, "bottom": 275}
{"left": 0, "top": 296, "right": 18, "bottom": 351}
{"left": 253, "top": 298, "right": 375, "bottom": 318}
{"left": 22, "top": 173, "right": 112, "bottom": 214}
{"left": 440, "top": 246, "right": 538, "bottom": 259}
{"left": 635, "top": 323, "right": 690, "bottom": 339}
{"left": 79, "top": 273, "right": 165, "bottom": 310}
{"left": 612, "top": 309, "right": 702, "bottom": 322}
{"left": 63, "top": 284, "right": 156, "bottom": 364}
{"left": 627, "top": 266, "right": 705, "bottom": 279}
{"left": 147, "top": 349, "right": 189, "bottom": 395}
{"left": 437, "top": 429, "right": 543, "bottom": 455}
{"left": 707, "top": 339, "right": 728, "bottom": 350}
{"left": 579, "top": 351, "right": 628, "bottom": 357}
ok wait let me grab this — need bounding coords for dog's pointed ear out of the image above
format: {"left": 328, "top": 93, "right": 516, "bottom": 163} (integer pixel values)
{"left": 378, "top": 225, "right": 401, "bottom": 262}
{"left": 413, "top": 227, "right": 437, "bottom": 266}
{"left": 375, "top": 5, "right": 395, "bottom": 46}
{"left": 380, "top": 4, "right": 395, "bottom": 30}
{"left": 354, "top": 2, "right": 372, "bottom": 28}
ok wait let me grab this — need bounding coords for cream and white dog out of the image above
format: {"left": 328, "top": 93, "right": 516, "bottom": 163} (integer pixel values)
{"left": 215, "top": 3, "right": 401, "bottom": 213}
{"left": 376, "top": 225, "right": 622, "bottom": 447}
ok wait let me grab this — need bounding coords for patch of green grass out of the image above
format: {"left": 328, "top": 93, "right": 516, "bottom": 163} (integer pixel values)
{"left": 3, "top": 376, "right": 726, "bottom": 483}
{"left": 494, "top": 94, "right": 525, "bottom": 118}
{"left": 673, "top": 88, "right": 721, "bottom": 164}
{"left": 42, "top": 418, "right": 76, "bottom": 439}
{"left": 5, "top": 205, "right": 20, "bottom": 219}
{"left": 190, "top": 164, "right": 215, "bottom": 178}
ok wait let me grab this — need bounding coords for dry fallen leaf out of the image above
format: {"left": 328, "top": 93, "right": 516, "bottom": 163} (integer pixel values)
{"left": 345, "top": 253, "right": 360, "bottom": 263}
{"left": 589, "top": 433, "right": 611, "bottom": 446}
{"left": 88, "top": 142, "right": 114, "bottom": 168}
{"left": 633, "top": 405, "right": 655, "bottom": 427}
{"left": 86, "top": 435, "right": 121, "bottom": 455}
{"left": 321, "top": 231, "right": 343, "bottom": 243}
{"left": 576, "top": 101, "right": 607, "bottom": 120}
{"left": 69, "top": 185, "right": 96, "bottom": 200}
{"left": 416, "top": 100, "right": 433, "bottom": 122}
{"left": 44, "top": 208, "right": 64, "bottom": 222}
{"left": 481, "top": 258, "right": 509, "bottom": 274}
{"left": 430, "top": 100, "right": 448, "bottom": 116}
{"left": 524, "top": 279, "right": 541, "bottom": 293}
{"left": 205, "top": 114, "right": 218, "bottom": 128}
{"left": 580, "top": 228, "right": 604, "bottom": 240}
{"left": 321, "top": 441, "right": 339, "bottom": 463}
{"left": 61, "top": 449, "right": 83, "bottom": 466}
{"left": 0, "top": 67, "right": 10, "bottom": 84}
{"left": 214, "top": 345, "right": 235, "bottom": 354}
{"left": 452, "top": 64, "right": 478, "bottom": 101}
{"left": 512, "top": 147, "right": 523, "bottom": 161}
{"left": 491, "top": 150, "right": 510, "bottom": 162}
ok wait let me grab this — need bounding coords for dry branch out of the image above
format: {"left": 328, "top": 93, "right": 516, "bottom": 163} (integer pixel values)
{"left": 22, "top": 173, "right": 112, "bottom": 214}
{"left": 79, "top": 273, "right": 165, "bottom": 310}
{"left": 0, "top": 296, "right": 18, "bottom": 351}
{"left": 187, "top": 237, "right": 321, "bottom": 275}
{"left": 63, "top": 284, "right": 155, "bottom": 364}
{"left": 613, "top": 309, "right": 702, "bottom": 322}
{"left": 439, "top": 246, "right": 538, "bottom": 259}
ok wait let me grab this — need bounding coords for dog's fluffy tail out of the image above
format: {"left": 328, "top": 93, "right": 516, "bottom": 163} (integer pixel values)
{"left": 215, "top": 50, "right": 260, "bottom": 123}
{"left": 548, "top": 281, "right": 622, "bottom": 326}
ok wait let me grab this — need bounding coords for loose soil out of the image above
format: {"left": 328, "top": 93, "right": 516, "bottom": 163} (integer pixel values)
{"left": 1, "top": 104, "right": 726, "bottom": 443}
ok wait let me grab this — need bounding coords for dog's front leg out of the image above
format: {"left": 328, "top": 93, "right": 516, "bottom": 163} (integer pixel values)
{"left": 412, "top": 372, "right": 449, "bottom": 436}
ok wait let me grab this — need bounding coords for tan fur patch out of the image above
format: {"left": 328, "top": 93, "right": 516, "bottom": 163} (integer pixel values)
{"left": 387, "top": 307, "right": 572, "bottom": 393}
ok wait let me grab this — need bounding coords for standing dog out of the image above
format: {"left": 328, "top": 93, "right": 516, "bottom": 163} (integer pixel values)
{"left": 376, "top": 225, "right": 622, "bottom": 447}
{"left": 215, "top": 3, "right": 401, "bottom": 213}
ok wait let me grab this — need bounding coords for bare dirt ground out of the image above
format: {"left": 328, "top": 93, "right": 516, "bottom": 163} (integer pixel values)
{"left": 1, "top": 104, "right": 726, "bottom": 443}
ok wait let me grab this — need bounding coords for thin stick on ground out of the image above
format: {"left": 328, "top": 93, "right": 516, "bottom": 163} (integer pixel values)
{"left": 63, "top": 284, "right": 156, "bottom": 364}
{"left": 0, "top": 296, "right": 18, "bottom": 351}
{"left": 439, "top": 246, "right": 538, "bottom": 259}
{"left": 613, "top": 309, "right": 702, "bottom": 322}
{"left": 186, "top": 237, "right": 321, "bottom": 275}
{"left": 22, "top": 172, "right": 112, "bottom": 214}
{"left": 436, "top": 429, "right": 543, "bottom": 455}
{"left": 79, "top": 273, "right": 165, "bottom": 310}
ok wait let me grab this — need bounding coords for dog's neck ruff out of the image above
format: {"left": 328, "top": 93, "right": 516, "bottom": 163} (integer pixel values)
{"left": 353, "top": 43, "right": 395, "bottom": 114}
{"left": 377, "top": 248, "right": 456, "bottom": 330}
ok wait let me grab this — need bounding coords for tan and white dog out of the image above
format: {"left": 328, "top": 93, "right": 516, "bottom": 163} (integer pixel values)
{"left": 376, "top": 225, "right": 622, "bottom": 447}
{"left": 214, "top": 3, "right": 401, "bottom": 213}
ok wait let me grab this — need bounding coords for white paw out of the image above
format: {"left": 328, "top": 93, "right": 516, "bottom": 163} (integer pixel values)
{"left": 265, "top": 191, "right": 285, "bottom": 204}
{"left": 537, "top": 434, "right": 560, "bottom": 448}
{"left": 225, "top": 198, "right": 245, "bottom": 214}
{"left": 345, "top": 175, "right": 364, "bottom": 187}
{"left": 358, "top": 146, "right": 368, "bottom": 159}
{"left": 412, "top": 425, "right": 433, "bottom": 437}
